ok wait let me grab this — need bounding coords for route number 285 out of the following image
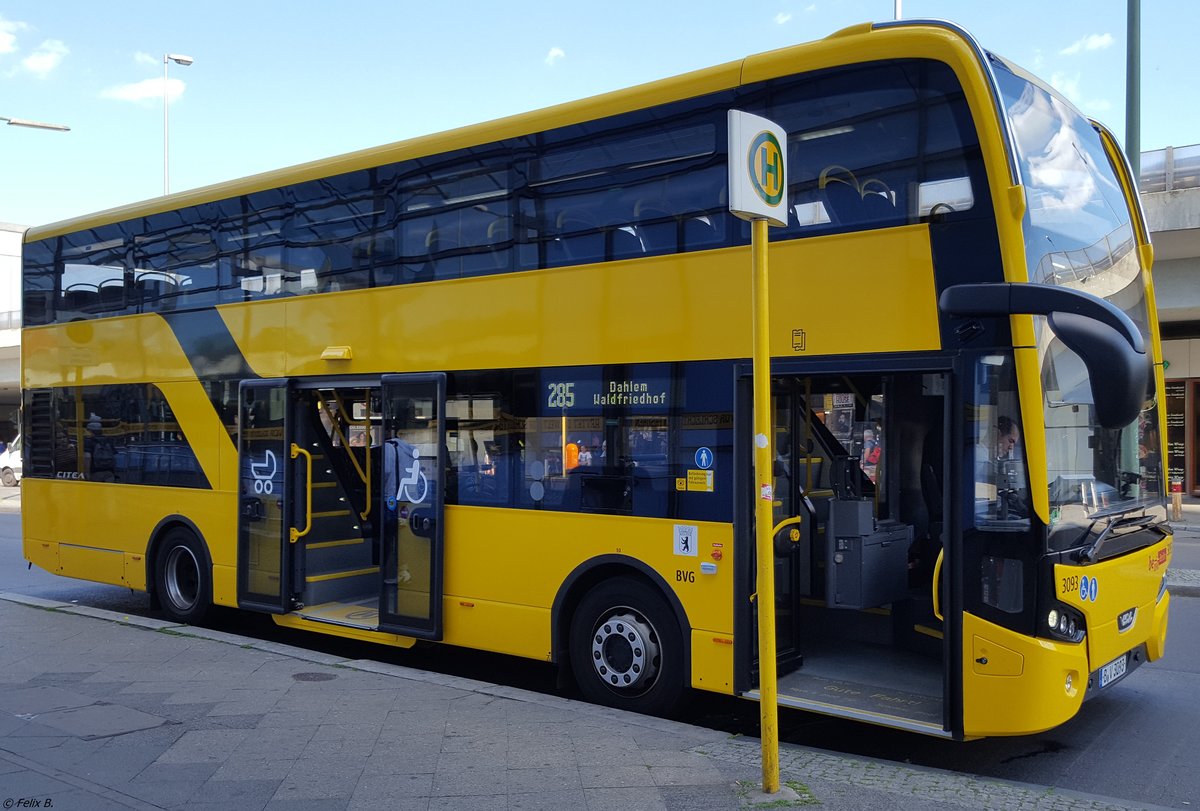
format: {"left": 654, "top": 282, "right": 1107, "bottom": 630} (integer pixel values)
{"left": 547, "top": 382, "right": 575, "bottom": 409}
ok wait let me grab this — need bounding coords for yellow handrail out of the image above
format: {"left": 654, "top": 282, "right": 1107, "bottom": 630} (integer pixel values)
{"left": 289, "top": 443, "right": 313, "bottom": 543}
{"left": 317, "top": 393, "right": 373, "bottom": 521}
{"left": 932, "top": 547, "right": 945, "bottom": 622}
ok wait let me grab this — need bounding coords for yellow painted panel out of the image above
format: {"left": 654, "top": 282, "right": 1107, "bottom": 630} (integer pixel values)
{"left": 962, "top": 611, "right": 1086, "bottom": 737}
{"left": 1147, "top": 590, "right": 1169, "bottom": 662}
{"left": 690, "top": 629, "right": 735, "bottom": 694}
{"left": 123, "top": 552, "right": 148, "bottom": 591}
{"left": 767, "top": 226, "right": 941, "bottom": 357}
{"left": 23, "top": 537, "right": 58, "bottom": 575}
{"left": 23, "top": 315, "right": 198, "bottom": 389}
{"left": 971, "top": 634, "right": 1023, "bottom": 677}
{"left": 21, "top": 478, "right": 239, "bottom": 606}
{"left": 213, "top": 565, "right": 237, "bottom": 607}
{"left": 59, "top": 544, "right": 125, "bottom": 587}
{"left": 209, "top": 226, "right": 942, "bottom": 380}
{"left": 442, "top": 598, "right": 552, "bottom": 661}
{"left": 443, "top": 506, "right": 734, "bottom": 637}
{"left": 1014, "top": 346, "right": 1050, "bottom": 523}
{"left": 1054, "top": 535, "right": 1171, "bottom": 669}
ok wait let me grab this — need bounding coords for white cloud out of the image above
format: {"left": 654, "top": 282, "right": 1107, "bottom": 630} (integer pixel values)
{"left": 775, "top": 12, "right": 792, "bottom": 24}
{"left": 22, "top": 39, "right": 67, "bottom": 78}
{"left": 1049, "top": 72, "right": 1082, "bottom": 105}
{"left": 1048, "top": 71, "right": 1110, "bottom": 116}
{"left": 1060, "top": 33, "right": 1114, "bottom": 56}
{"left": 805, "top": 3, "right": 816, "bottom": 11}
{"left": 544, "top": 47, "right": 565, "bottom": 67}
{"left": 134, "top": 51, "right": 159, "bottom": 66}
{"left": 0, "top": 15, "right": 26, "bottom": 54}
{"left": 101, "top": 76, "right": 185, "bottom": 104}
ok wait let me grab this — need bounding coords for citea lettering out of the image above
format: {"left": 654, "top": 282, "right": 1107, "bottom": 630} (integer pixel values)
{"left": 55, "top": 472, "right": 86, "bottom": 480}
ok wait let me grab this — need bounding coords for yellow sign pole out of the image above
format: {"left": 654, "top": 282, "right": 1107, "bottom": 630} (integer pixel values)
{"left": 751, "top": 216, "right": 780, "bottom": 794}
{"left": 727, "top": 110, "right": 785, "bottom": 795}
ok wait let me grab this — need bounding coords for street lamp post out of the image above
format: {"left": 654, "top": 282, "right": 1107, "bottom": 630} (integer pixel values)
{"left": 163, "top": 52, "right": 194, "bottom": 195}
{"left": 1, "top": 116, "right": 70, "bottom": 132}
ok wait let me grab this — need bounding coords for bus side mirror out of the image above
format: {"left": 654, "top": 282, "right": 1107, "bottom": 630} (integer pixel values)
{"left": 1045, "top": 311, "right": 1149, "bottom": 429}
{"left": 938, "top": 283, "right": 1147, "bottom": 430}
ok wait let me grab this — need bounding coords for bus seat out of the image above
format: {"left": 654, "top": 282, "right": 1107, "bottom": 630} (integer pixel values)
{"left": 682, "top": 210, "right": 721, "bottom": 249}
{"left": 135, "top": 276, "right": 178, "bottom": 308}
{"left": 859, "top": 178, "right": 903, "bottom": 227}
{"left": 553, "top": 209, "right": 604, "bottom": 265}
{"left": 609, "top": 225, "right": 643, "bottom": 259}
{"left": 425, "top": 227, "right": 462, "bottom": 280}
{"left": 818, "top": 165, "right": 864, "bottom": 225}
{"left": 62, "top": 285, "right": 100, "bottom": 313}
{"left": 486, "top": 220, "right": 511, "bottom": 270}
{"left": 633, "top": 201, "right": 677, "bottom": 254}
{"left": 97, "top": 281, "right": 126, "bottom": 311}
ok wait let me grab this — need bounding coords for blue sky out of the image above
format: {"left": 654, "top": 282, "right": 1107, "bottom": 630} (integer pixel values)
{"left": 1, "top": 1, "right": 1194, "bottom": 228}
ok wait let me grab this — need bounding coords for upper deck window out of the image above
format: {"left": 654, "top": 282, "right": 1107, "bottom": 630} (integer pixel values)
{"left": 24, "top": 59, "right": 987, "bottom": 326}
{"left": 761, "top": 59, "right": 985, "bottom": 238}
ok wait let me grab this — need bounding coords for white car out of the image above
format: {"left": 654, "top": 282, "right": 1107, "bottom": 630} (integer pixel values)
{"left": 0, "top": 434, "right": 21, "bottom": 486}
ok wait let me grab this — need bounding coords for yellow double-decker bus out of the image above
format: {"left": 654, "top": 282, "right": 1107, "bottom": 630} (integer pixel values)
{"left": 20, "top": 20, "right": 1171, "bottom": 739}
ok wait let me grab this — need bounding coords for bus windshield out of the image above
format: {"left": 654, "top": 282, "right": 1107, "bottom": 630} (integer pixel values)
{"left": 992, "top": 57, "right": 1166, "bottom": 551}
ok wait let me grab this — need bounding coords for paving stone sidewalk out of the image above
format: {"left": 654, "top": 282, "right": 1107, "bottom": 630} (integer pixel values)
{"left": 0, "top": 594, "right": 1178, "bottom": 811}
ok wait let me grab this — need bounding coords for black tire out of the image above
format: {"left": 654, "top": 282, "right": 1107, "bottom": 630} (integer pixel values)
{"left": 154, "top": 528, "right": 212, "bottom": 623}
{"left": 569, "top": 576, "right": 688, "bottom": 716}
{"left": 1, "top": 468, "right": 15, "bottom": 487}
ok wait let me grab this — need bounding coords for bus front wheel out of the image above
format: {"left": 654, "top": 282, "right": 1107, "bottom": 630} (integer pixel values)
{"left": 154, "top": 528, "right": 212, "bottom": 624}
{"left": 569, "top": 576, "right": 687, "bottom": 716}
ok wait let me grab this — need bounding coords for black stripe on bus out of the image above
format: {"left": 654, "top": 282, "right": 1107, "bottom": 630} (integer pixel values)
{"left": 161, "top": 309, "right": 261, "bottom": 382}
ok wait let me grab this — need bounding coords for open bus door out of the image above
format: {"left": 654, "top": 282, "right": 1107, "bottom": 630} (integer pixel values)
{"left": 742, "top": 368, "right": 958, "bottom": 737}
{"left": 236, "top": 379, "right": 303, "bottom": 614}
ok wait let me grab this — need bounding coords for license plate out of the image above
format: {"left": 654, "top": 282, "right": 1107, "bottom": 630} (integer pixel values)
{"left": 1099, "top": 654, "right": 1128, "bottom": 688}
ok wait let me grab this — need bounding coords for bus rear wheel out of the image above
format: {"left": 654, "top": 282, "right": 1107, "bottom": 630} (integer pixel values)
{"left": 155, "top": 528, "right": 211, "bottom": 624}
{"left": 569, "top": 577, "right": 687, "bottom": 716}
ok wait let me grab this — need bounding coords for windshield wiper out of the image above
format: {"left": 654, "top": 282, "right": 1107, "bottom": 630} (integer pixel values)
{"left": 1086, "top": 500, "right": 1144, "bottom": 521}
{"left": 1077, "top": 504, "right": 1154, "bottom": 563}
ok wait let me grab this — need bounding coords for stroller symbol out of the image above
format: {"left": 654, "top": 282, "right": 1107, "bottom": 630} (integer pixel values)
{"left": 251, "top": 450, "right": 277, "bottom": 495}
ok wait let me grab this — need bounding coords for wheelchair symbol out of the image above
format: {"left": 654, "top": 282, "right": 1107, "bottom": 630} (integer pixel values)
{"left": 250, "top": 450, "right": 277, "bottom": 495}
{"left": 397, "top": 448, "right": 429, "bottom": 504}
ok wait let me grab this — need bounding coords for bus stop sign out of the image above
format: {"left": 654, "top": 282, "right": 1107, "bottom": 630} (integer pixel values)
{"left": 728, "top": 110, "right": 788, "bottom": 226}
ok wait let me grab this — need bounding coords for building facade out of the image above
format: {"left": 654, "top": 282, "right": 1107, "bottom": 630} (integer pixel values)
{"left": 1142, "top": 145, "right": 1200, "bottom": 494}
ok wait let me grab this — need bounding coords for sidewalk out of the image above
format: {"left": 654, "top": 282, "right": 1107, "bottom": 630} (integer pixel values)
{"left": 0, "top": 594, "right": 1177, "bottom": 811}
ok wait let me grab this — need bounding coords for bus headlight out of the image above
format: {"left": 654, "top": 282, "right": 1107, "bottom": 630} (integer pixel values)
{"left": 1043, "top": 603, "right": 1085, "bottom": 643}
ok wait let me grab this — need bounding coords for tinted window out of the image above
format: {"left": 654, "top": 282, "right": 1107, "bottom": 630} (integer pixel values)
{"left": 761, "top": 60, "right": 986, "bottom": 237}
{"left": 446, "top": 361, "right": 734, "bottom": 522}
{"left": 30, "top": 384, "right": 208, "bottom": 488}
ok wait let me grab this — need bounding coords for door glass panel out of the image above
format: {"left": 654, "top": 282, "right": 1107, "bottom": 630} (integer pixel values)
{"left": 237, "top": 381, "right": 291, "bottom": 612}
{"left": 380, "top": 375, "right": 444, "bottom": 636}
